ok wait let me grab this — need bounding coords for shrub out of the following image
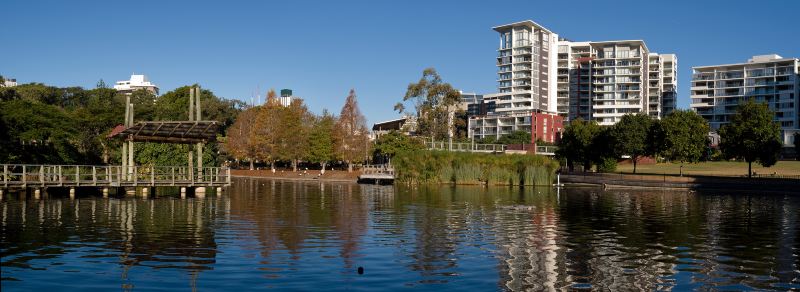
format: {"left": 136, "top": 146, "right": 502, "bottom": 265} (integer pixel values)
{"left": 596, "top": 157, "right": 617, "bottom": 173}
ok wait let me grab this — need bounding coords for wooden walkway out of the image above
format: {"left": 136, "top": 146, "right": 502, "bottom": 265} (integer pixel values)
{"left": 1, "top": 164, "right": 231, "bottom": 190}
{"left": 358, "top": 164, "right": 395, "bottom": 184}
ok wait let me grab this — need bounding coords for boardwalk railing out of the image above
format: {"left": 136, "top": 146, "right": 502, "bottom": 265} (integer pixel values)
{"left": 361, "top": 164, "right": 395, "bottom": 176}
{"left": 425, "top": 142, "right": 506, "bottom": 153}
{"left": 2, "top": 164, "right": 231, "bottom": 189}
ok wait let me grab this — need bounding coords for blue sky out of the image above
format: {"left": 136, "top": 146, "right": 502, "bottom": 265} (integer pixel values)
{"left": 3, "top": 0, "right": 799, "bottom": 125}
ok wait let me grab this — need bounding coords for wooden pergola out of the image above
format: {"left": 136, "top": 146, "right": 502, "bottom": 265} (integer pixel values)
{"left": 109, "top": 121, "right": 219, "bottom": 144}
{"left": 108, "top": 86, "right": 213, "bottom": 182}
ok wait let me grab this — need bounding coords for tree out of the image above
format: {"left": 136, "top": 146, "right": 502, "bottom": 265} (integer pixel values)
{"left": 794, "top": 132, "right": 800, "bottom": 161}
{"left": 277, "top": 99, "right": 312, "bottom": 172}
{"left": 373, "top": 130, "right": 424, "bottom": 160}
{"left": 719, "top": 100, "right": 782, "bottom": 177}
{"left": 252, "top": 95, "right": 283, "bottom": 171}
{"left": 590, "top": 126, "right": 617, "bottom": 172}
{"left": 398, "top": 68, "right": 461, "bottom": 141}
{"left": 656, "top": 110, "right": 709, "bottom": 163}
{"left": 308, "top": 110, "right": 336, "bottom": 173}
{"left": 96, "top": 79, "right": 107, "bottom": 89}
{"left": 497, "top": 130, "right": 532, "bottom": 145}
{"left": 556, "top": 118, "right": 601, "bottom": 172}
{"left": 225, "top": 106, "right": 260, "bottom": 169}
{"left": 611, "top": 113, "right": 653, "bottom": 173}
{"left": 335, "top": 89, "right": 369, "bottom": 172}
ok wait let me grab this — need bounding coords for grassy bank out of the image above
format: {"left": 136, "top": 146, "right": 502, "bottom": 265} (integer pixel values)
{"left": 393, "top": 151, "right": 558, "bottom": 186}
{"left": 615, "top": 161, "right": 800, "bottom": 177}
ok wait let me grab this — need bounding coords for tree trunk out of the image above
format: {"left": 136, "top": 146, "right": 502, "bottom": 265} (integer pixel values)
{"left": 347, "top": 161, "right": 353, "bottom": 173}
{"left": 270, "top": 161, "right": 275, "bottom": 173}
{"left": 321, "top": 162, "right": 326, "bottom": 175}
{"left": 633, "top": 156, "right": 637, "bottom": 174}
{"left": 249, "top": 160, "right": 254, "bottom": 170}
{"left": 292, "top": 159, "right": 298, "bottom": 172}
{"left": 748, "top": 161, "right": 752, "bottom": 178}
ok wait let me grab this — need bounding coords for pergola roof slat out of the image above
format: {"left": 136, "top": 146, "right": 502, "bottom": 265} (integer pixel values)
{"left": 110, "top": 121, "right": 218, "bottom": 144}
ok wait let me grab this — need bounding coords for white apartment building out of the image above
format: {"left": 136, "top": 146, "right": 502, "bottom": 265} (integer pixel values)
{"left": 690, "top": 54, "right": 800, "bottom": 146}
{"left": 494, "top": 21, "right": 559, "bottom": 114}
{"left": 1, "top": 77, "right": 17, "bottom": 87}
{"left": 469, "top": 20, "right": 678, "bottom": 140}
{"left": 469, "top": 20, "right": 559, "bottom": 141}
{"left": 648, "top": 53, "right": 677, "bottom": 118}
{"left": 556, "top": 40, "right": 677, "bottom": 125}
{"left": 114, "top": 74, "right": 159, "bottom": 95}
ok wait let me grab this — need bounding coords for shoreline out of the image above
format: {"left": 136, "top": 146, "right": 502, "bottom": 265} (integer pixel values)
{"left": 232, "top": 174, "right": 357, "bottom": 183}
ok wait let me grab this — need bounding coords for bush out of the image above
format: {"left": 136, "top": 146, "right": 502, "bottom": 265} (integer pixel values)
{"left": 596, "top": 157, "right": 617, "bottom": 173}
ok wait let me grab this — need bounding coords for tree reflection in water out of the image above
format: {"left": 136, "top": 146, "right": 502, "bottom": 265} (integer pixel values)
{"left": 1, "top": 179, "right": 798, "bottom": 291}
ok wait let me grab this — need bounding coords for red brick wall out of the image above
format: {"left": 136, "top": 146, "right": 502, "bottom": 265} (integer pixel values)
{"left": 531, "top": 113, "right": 564, "bottom": 143}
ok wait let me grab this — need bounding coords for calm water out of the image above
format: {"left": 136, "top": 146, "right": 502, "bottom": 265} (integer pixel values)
{"left": 1, "top": 178, "right": 799, "bottom": 291}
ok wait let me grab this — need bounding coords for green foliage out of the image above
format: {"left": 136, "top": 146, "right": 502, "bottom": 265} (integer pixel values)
{"left": 719, "top": 100, "right": 782, "bottom": 176}
{"left": 794, "top": 133, "right": 800, "bottom": 161}
{"left": 372, "top": 130, "right": 424, "bottom": 157}
{"left": 393, "top": 151, "right": 558, "bottom": 186}
{"left": 596, "top": 157, "right": 618, "bottom": 173}
{"left": 398, "top": 68, "right": 461, "bottom": 140}
{"left": 611, "top": 113, "right": 653, "bottom": 173}
{"left": 655, "top": 110, "right": 710, "bottom": 163}
{"left": 556, "top": 118, "right": 602, "bottom": 171}
{"left": 308, "top": 111, "right": 336, "bottom": 164}
{"left": 0, "top": 81, "right": 241, "bottom": 166}
{"left": 497, "top": 130, "right": 532, "bottom": 145}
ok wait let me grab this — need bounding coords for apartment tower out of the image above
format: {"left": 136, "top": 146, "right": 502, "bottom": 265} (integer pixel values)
{"left": 690, "top": 54, "right": 800, "bottom": 145}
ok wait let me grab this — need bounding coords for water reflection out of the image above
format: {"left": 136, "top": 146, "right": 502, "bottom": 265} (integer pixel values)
{"left": 1, "top": 179, "right": 799, "bottom": 291}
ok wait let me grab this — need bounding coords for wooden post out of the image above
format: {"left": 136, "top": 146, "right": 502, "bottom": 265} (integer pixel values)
{"left": 106, "top": 167, "right": 110, "bottom": 184}
{"left": 93, "top": 166, "right": 97, "bottom": 186}
{"left": 3, "top": 165, "right": 7, "bottom": 188}
{"left": 22, "top": 165, "right": 26, "bottom": 187}
{"left": 58, "top": 165, "right": 63, "bottom": 186}
{"left": 40, "top": 166, "right": 44, "bottom": 187}
{"left": 123, "top": 95, "right": 130, "bottom": 181}
{"left": 171, "top": 167, "right": 175, "bottom": 186}
{"left": 75, "top": 165, "right": 80, "bottom": 186}
{"left": 151, "top": 167, "right": 155, "bottom": 186}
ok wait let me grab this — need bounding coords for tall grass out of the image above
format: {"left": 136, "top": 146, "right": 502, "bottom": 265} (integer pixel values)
{"left": 393, "top": 151, "right": 558, "bottom": 186}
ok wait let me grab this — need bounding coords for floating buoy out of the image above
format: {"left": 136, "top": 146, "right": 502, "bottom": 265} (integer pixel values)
{"left": 357, "top": 267, "right": 364, "bottom": 275}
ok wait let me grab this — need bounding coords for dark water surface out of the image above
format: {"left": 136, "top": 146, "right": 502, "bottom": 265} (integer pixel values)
{"left": 2, "top": 178, "right": 799, "bottom": 291}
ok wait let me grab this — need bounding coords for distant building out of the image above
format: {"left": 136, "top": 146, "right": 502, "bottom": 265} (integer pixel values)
{"left": 531, "top": 112, "right": 563, "bottom": 144}
{"left": 371, "top": 116, "right": 417, "bottom": 138}
{"left": 690, "top": 54, "right": 799, "bottom": 146}
{"left": 114, "top": 74, "right": 159, "bottom": 95}
{"left": 459, "top": 92, "right": 483, "bottom": 111}
{"left": 278, "top": 89, "right": 299, "bottom": 107}
{"left": 1, "top": 77, "right": 17, "bottom": 87}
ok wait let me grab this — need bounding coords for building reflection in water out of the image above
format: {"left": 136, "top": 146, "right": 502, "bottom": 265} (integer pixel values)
{"left": 1, "top": 180, "right": 798, "bottom": 291}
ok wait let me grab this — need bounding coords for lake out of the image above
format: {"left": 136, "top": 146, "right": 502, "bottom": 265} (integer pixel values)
{"left": 1, "top": 178, "right": 799, "bottom": 291}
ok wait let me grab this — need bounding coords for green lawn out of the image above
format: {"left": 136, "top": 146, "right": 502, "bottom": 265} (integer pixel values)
{"left": 615, "top": 161, "right": 800, "bottom": 177}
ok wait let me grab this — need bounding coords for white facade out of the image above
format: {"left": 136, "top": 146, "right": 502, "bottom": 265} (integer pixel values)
{"left": 114, "top": 74, "right": 159, "bottom": 95}
{"left": 1, "top": 77, "right": 17, "bottom": 87}
{"left": 690, "top": 54, "right": 800, "bottom": 146}
{"left": 556, "top": 40, "right": 677, "bottom": 125}
{"left": 494, "top": 21, "right": 559, "bottom": 114}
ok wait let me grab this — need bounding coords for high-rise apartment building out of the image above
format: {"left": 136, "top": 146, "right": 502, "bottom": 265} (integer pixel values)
{"left": 556, "top": 40, "right": 677, "bottom": 125}
{"left": 469, "top": 20, "right": 677, "bottom": 141}
{"left": 494, "top": 21, "right": 559, "bottom": 114}
{"left": 690, "top": 54, "right": 800, "bottom": 146}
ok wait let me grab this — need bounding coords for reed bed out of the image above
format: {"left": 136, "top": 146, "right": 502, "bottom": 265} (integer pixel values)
{"left": 393, "top": 151, "right": 558, "bottom": 186}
